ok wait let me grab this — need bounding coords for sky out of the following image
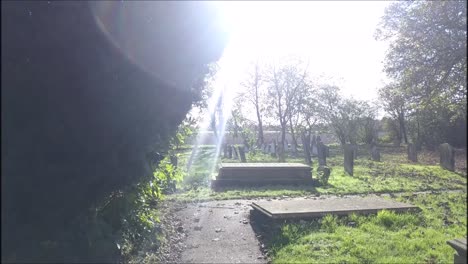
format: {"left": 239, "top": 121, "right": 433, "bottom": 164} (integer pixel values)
{"left": 212, "top": 1, "right": 392, "bottom": 104}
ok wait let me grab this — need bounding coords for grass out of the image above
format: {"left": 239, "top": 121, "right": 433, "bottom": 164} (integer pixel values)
{"left": 168, "top": 146, "right": 466, "bottom": 201}
{"left": 267, "top": 192, "right": 467, "bottom": 264}
{"left": 167, "top": 145, "right": 466, "bottom": 263}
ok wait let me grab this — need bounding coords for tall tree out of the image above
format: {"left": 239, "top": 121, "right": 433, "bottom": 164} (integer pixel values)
{"left": 376, "top": 1, "right": 467, "bottom": 147}
{"left": 240, "top": 60, "right": 266, "bottom": 146}
{"left": 265, "top": 59, "right": 309, "bottom": 162}
{"left": 378, "top": 83, "right": 409, "bottom": 144}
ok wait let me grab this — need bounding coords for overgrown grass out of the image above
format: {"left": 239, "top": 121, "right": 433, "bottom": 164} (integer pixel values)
{"left": 268, "top": 192, "right": 467, "bottom": 264}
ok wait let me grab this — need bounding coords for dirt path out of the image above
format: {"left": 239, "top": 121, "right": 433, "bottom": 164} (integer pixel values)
{"left": 176, "top": 199, "right": 267, "bottom": 263}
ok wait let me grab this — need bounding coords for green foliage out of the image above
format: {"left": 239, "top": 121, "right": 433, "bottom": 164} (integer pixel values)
{"left": 376, "top": 1, "right": 467, "bottom": 148}
{"left": 316, "top": 166, "right": 331, "bottom": 186}
{"left": 321, "top": 214, "right": 339, "bottom": 233}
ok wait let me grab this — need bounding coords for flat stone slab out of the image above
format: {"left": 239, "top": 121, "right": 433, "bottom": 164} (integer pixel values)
{"left": 213, "top": 163, "right": 313, "bottom": 189}
{"left": 251, "top": 197, "right": 419, "bottom": 219}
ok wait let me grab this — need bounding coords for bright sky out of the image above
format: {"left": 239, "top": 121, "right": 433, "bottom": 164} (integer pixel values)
{"left": 212, "top": 1, "right": 392, "bottom": 103}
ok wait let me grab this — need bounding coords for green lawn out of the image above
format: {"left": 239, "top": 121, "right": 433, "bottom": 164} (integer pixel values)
{"left": 268, "top": 192, "right": 467, "bottom": 264}
{"left": 169, "top": 146, "right": 466, "bottom": 202}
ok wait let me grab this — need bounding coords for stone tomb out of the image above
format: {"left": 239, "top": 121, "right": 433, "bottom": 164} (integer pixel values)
{"left": 212, "top": 163, "right": 314, "bottom": 189}
{"left": 251, "top": 196, "right": 419, "bottom": 220}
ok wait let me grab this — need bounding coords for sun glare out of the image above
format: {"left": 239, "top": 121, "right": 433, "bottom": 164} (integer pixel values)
{"left": 213, "top": 1, "right": 391, "bottom": 101}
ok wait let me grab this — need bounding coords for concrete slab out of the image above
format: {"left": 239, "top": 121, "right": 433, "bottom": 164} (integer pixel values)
{"left": 213, "top": 163, "right": 314, "bottom": 189}
{"left": 251, "top": 197, "right": 419, "bottom": 219}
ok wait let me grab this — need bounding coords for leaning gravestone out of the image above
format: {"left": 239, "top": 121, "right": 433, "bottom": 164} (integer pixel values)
{"left": 370, "top": 145, "right": 381, "bottom": 162}
{"left": 344, "top": 144, "right": 354, "bottom": 176}
{"left": 317, "top": 141, "right": 327, "bottom": 166}
{"left": 407, "top": 143, "right": 418, "bottom": 162}
{"left": 238, "top": 146, "right": 247, "bottom": 163}
{"left": 228, "top": 145, "right": 232, "bottom": 159}
{"left": 439, "top": 143, "right": 455, "bottom": 171}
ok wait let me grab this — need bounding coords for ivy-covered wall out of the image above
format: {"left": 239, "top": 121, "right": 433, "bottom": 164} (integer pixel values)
{"left": 1, "top": 1, "right": 227, "bottom": 260}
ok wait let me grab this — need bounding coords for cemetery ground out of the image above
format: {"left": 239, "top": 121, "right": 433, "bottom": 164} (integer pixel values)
{"left": 136, "top": 145, "right": 467, "bottom": 263}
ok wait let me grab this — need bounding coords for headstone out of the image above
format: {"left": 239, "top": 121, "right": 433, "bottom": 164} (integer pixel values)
{"left": 292, "top": 144, "right": 297, "bottom": 156}
{"left": 271, "top": 141, "right": 277, "bottom": 157}
{"left": 407, "top": 143, "right": 417, "bottom": 162}
{"left": 439, "top": 143, "right": 455, "bottom": 171}
{"left": 223, "top": 144, "right": 228, "bottom": 158}
{"left": 370, "top": 145, "right": 381, "bottom": 162}
{"left": 317, "top": 141, "right": 327, "bottom": 166}
{"left": 311, "top": 145, "right": 318, "bottom": 156}
{"left": 311, "top": 135, "right": 318, "bottom": 156}
{"left": 228, "top": 145, "right": 232, "bottom": 159}
{"left": 238, "top": 146, "right": 247, "bottom": 163}
{"left": 232, "top": 146, "right": 238, "bottom": 159}
{"left": 344, "top": 144, "right": 354, "bottom": 176}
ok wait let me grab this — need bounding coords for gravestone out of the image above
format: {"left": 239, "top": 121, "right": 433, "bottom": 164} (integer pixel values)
{"left": 317, "top": 141, "right": 327, "bottom": 166}
{"left": 271, "top": 141, "right": 277, "bottom": 157}
{"left": 228, "top": 145, "right": 232, "bottom": 159}
{"left": 370, "top": 145, "right": 381, "bottom": 162}
{"left": 292, "top": 144, "right": 298, "bottom": 157}
{"left": 439, "top": 143, "right": 455, "bottom": 171}
{"left": 232, "top": 146, "right": 238, "bottom": 159}
{"left": 223, "top": 144, "right": 228, "bottom": 158}
{"left": 344, "top": 144, "right": 354, "bottom": 176}
{"left": 311, "top": 135, "right": 318, "bottom": 156}
{"left": 407, "top": 143, "right": 418, "bottom": 162}
{"left": 238, "top": 146, "right": 247, "bottom": 163}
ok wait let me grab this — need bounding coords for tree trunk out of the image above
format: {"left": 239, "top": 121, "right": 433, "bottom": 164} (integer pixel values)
{"left": 301, "top": 132, "right": 312, "bottom": 166}
{"left": 288, "top": 115, "right": 298, "bottom": 149}
{"left": 279, "top": 122, "right": 287, "bottom": 162}
{"left": 256, "top": 108, "right": 264, "bottom": 147}
{"left": 399, "top": 113, "right": 408, "bottom": 144}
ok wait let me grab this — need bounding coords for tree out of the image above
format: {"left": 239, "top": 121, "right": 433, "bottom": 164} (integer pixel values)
{"left": 265, "top": 59, "right": 309, "bottom": 161}
{"left": 376, "top": 1, "right": 467, "bottom": 148}
{"left": 240, "top": 60, "right": 266, "bottom": 146}
{"left": 317, "top": 85, "right": 376, "bottom": 146}
{"left": 378, "top": 83, "right": 409, "bottom": 144}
